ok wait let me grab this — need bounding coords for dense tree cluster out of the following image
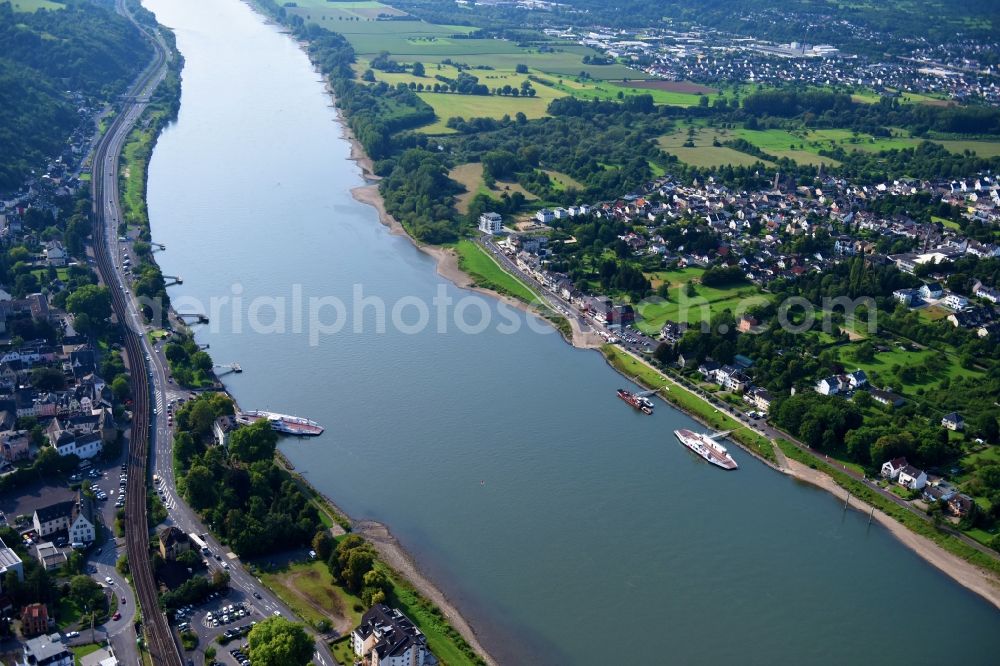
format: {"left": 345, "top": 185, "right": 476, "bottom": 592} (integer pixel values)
{"left": 173, "top": 395, "right": 320, "bottom": 559}
{"left": 0, "top": 2, "right": 152, "bottom": 191}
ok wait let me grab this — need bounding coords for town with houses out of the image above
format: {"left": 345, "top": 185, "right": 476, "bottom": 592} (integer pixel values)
{"left": 477, "top": 164, "right": 1000, "bottom": 526}
{"left": 545, "top": 24, "right": 1000, "bottom": 104}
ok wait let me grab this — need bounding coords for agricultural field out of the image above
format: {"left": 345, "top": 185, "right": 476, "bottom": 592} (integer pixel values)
{"left": 933, "top": 139, "right": 1000, "bottom": 158}
{"left": 416, "top": 92, "right": 550, "bottom": 133}
{"left": 635, "top": 267, "right": 771, "bottom": 333}
{"left": 548, "top": 77, "right": 704, "bottom": 107}
{"left": 657, "top": 127, "right": 774, "bottom": 168}
{"left": 4, "top": 0, "right": 63, "bottom": 10}
{"left": 449, "top": 162, "right": 536, "bottom": 214}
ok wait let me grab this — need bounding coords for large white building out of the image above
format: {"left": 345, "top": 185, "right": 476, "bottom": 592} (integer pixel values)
{"left": 478, "top": 212, "right": 503, "bottom": 235}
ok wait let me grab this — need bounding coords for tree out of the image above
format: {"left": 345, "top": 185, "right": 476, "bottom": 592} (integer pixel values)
{"left": 411, "top": 61, "right": 424, "bottom": 77}
{"left": 229, "top": 420, "right": 278, "bottom": 463}
{"left": 111, "top": 376, "right": 130, "bottom": 402}
{"left": 66, "top": 285, "right": 111, "bottom": 327}
{"left": 30, "top": 367, "right": 65, "bottom": 391}
{"left": 69, "top": 575, "right": 104, "bottom": 613}
{"left": 247, "top": 617, "right": 313, "bottom": 666}
{"left": 185, "top": 465, "right": 217, "bottom": 510}
{"left": 312, "top": 531, "right": 334, "bottom": 562}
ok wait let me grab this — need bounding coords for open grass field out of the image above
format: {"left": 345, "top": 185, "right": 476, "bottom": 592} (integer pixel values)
{"left": 657, "top": 127, "right": 774, "bottom": 168}
{"left": 3, "top": 0, "right": 63, "bottom": 11}
{"left": 416, "top": 91, "right": 550, "bottom": 133}
{"left": 259, "top": 560, "right": 361, "bottom": 633}
{"left": 831, "top": 341, "right": 980, "bottom": 395}
{"left": 933, "top": 139, "right": 1000, "bottom": 158}
{"left": 449, "top": 162, "right": 536, "bottom": 213}
{"left": 548, "top": 77, "right": 703, "bottom": 106}
{"left": 636, "top": 267, "right": 771, "bottom": 333}
{"left": 542, "top": 169, "right": 583, "bottom": 191}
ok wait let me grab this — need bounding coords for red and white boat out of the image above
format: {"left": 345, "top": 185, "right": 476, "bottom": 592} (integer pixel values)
{"left": 617, "top": 389, "right": 653, "bottom": 415}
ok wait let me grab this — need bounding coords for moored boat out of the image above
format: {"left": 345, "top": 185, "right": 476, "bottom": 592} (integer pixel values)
{"left": 674, "top": 429, "right": 738, "bottom": 470}
{"left": 237, "top": 410, "right": 324, "bottom": 436}
{"left": 617, "top": 389, "right": 653, "bottom": 415}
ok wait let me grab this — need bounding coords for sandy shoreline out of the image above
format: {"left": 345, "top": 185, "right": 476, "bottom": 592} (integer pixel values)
{"left": 780, "top": 457, "right": 1000, "bottom": 609}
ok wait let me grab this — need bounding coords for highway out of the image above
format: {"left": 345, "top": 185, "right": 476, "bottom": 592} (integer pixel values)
{"left": 89, "top": 3, "right": 337, "bottom": 665}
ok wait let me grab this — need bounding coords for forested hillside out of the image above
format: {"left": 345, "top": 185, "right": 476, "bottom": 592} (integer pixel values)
{"left": 0, "top": 1, "right": 152, "bottom": 192}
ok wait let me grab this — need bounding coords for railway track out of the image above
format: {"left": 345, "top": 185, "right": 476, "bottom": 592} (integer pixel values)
{"left": 91, "top": 3, "right": 181, "bottom": 664}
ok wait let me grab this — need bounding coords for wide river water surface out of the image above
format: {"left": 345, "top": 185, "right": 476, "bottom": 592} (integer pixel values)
{"left": 143, "top": 0, "right": 998, "bottom": 662}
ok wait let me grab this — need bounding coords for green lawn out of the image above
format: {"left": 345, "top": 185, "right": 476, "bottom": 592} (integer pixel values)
{"left": 448, "top": 162, "right": 536, "bottom": 214}
{"left": 386, "top": 564, "right": 485, "bottom": 666}
{"left": 831, "top": 342, "right": 980, "bottom": 395}
{"left": 72, "top": 644, "right": 103, "bottom": 666}
{"left": 548, "top": 77, "right": 702, "bottom": 106}
{"left": 259, "top": 560, "right": 362, "bottom": 633}
{"left": 454, "top": 240, "right": 539, "bottom": 304}
{"left": 636, "top": 268, "right": 770, "bottom": 333}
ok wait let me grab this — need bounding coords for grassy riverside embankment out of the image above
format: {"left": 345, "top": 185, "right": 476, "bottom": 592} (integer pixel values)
{"left": 454, "top": 240, "right": 572, "bottom": 338}
{"left": 601, "top": 344, "right": 777, "bottom": 464}
{"left": 257, "top": 557, "right": 486, "bottom": 666}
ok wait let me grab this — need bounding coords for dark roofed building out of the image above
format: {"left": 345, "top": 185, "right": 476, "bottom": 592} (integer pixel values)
{"left": 351, "top": 603, "right": 433, "bottom": 666}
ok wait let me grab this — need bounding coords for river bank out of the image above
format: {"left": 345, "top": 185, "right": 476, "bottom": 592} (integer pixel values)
{"left": 336, "top": 85, "right": 1000, "bottom": 614}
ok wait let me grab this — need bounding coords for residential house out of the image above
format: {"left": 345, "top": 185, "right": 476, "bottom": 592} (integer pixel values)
{"left": 34, "top": 543, "right": 66, "bottom": 572}
{"left": 0, "top": 430, "right": 30, "bottom": 463}
{"left": 158, "top": 526, "right": 190, "bottom": 561}
{"left": 737, "top": 315, "right": 759, "bottom": 333}
{"left": 947, "top": 307, "right": 992, "bottom": 329}
{"left": 947, "top": 493, "right": 975, "bottom": 518}
{"left": 212, "top": 416, "right": 237, "bottom": 448}
{"left": 880, "top": 457, "right": 908, "bottom": 480}
{"left": 815, "top": 376, "right": 842, "bottom": 396}
{"left": 17, "top": 633, "right": 72, "bottom": 666}
{"left": 974, "top": 282, "right": 1000, "bottom": 304}
{"left": 942, "top": 292, "right": 969, "bottom": 310}
{"left": 745, "top": 387, "right": 773, "bottom": 413}
{"left": 897, "top": 465, "right": 928, "bottom": 491}
{"left": 69, "top": 495, "right": 96, "bottom": 545}
{"left": 919, "top": 282, "right": 943, "bottom": 300}
{"left": 32, "top": 501, "right": 74, "bottom": 538}
{"left": 941, "top": 412, "right": 964, "bottom": 431}
{"left": 50, "top": 431, "right": 102, "bottom": 460}
{"left": 534, "top": 208, "right": 555, "bottom": 224}
{"left": 659, "top": 321, "right": 687, "bottom": 345}
{"left": 892, "top": 288, "right": 919, "bottom": 306}
{"left": 21, "top": 603, "right": 49, "bottom": 637}
{"left": 847, "top": 369, "right": 867, "bottom": 389}
{"left": 869, "top": 388, "right": 905, "bottom": 408}
{"left": 43, "top": 241, "right": 67, "bottom": 267}
{"left": 477, "top": 212, "right": 503, "bottom": 235}
{"left": 351, "top": 604, "right": 433, "bottom": 666}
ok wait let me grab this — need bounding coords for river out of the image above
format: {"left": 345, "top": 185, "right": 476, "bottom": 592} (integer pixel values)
{"left": 142, "top": 0, "right": 998, "bottom": 663}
